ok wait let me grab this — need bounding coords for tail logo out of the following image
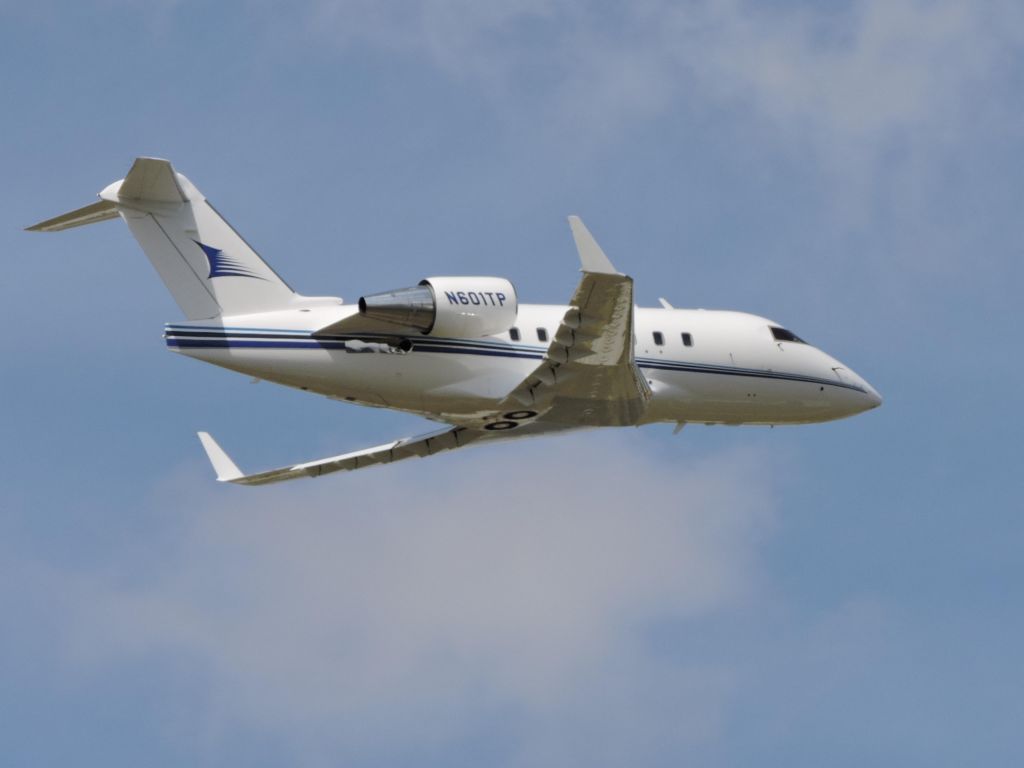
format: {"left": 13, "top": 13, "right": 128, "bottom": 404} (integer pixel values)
{"left": 194, "top": 241, "right": 264, "bottom": 280}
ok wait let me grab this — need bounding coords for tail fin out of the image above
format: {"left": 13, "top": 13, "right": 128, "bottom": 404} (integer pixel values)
{"left": 27, "top": 157, "right": 296, "bottom": 320}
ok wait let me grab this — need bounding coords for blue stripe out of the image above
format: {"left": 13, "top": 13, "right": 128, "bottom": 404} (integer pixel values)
{"left": 164, "top": 328, "right": 865, "bottom": 393}
{"left": 167, "top": 338, "right": 349, "bottom": 350}
{"left": 165, "top": 335, "right": 540, "bottom": 358}
{"left": 641, "top": 359, "right": 853, "bottom": 389}
{"left": 413, "top": 344, "right": 543, "bottom": 361}
{"left": 166, "top": 324, "right": 313, "bottom": 335}
{"left": 166, "top": 330, "right": 313, "bottom": 340}
{"left": 164, "top": 327, "right": 549, "bottom": 352}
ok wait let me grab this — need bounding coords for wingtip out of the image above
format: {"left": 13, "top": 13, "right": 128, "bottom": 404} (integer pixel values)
{"left": 197, "top": 431, "right": 244, "bottom": 482}
{"left": 567, "top": 215, "right": 619, "bottom": 275}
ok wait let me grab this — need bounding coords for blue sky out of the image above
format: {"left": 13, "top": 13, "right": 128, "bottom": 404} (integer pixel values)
{"left": 2, "top": 1, "right": 1022, "bottom": 765}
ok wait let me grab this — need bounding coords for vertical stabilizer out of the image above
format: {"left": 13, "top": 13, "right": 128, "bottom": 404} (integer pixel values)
{"left": 29, "top": 157, "right": 297, "bottom": 319}
{"left": 107, "top": 158, "right": 296, "bottom": 319}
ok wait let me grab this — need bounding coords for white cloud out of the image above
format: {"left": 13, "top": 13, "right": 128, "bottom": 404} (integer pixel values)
{"left": 684, "top": 1, "right": 1015, "bottom": 137}
{"left": 297, "top": 1, "right": 1024, "bottom": 181}
{"left": 61, "top": 434, "right": 777, "bottom": 763}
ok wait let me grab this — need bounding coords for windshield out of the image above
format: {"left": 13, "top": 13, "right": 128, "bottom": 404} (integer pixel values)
{"left": 770, "top": 326, "right": 806, "bottom": 344}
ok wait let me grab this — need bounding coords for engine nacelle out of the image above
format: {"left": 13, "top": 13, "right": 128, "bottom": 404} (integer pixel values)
{"left": 358, "top": 277, "right": 518, "bottom": 337}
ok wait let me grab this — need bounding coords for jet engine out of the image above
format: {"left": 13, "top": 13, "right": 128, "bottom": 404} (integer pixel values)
{"left": 358, "top": 277, "right": 518, "bottom": 337}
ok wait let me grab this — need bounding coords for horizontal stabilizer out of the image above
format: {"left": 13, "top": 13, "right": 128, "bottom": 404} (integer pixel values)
{"left": 25, "top": 200, "right": 119, "bottom": 232}
{"left": 29, "top": 156, "right": 303, "bottom": 319}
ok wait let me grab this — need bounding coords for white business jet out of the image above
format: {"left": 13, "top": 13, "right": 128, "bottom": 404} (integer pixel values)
{"left": 28, "top": 158, "right": 881, "bottom": 485}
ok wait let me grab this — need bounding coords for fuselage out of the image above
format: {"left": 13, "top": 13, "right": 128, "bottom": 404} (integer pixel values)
{"left": 165, "top": 303, "right": 882, "bottom": 427}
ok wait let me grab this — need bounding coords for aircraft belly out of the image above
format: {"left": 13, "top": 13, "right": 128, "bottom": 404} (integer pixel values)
{"left": 174, "top": 344, "right": 529, "bottom": 414}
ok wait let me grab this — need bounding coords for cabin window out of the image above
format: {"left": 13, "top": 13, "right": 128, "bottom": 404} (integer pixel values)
{"left": 652, "top": 331, "right": 664, "bottom": 346}
{"left": 681, "top": 332, "right": 693, "bottom": 347}
{"left": 537, "top": 328, "right": 548, "bottom": 342}
{"left": 509, "top": 327, "right": 520, "bottom": 341}
{"left": 770, "top": 327, "right": 806, "bottom": 344}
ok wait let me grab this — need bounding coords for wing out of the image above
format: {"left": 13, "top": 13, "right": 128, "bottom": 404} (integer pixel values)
{"left": 199, "top": 426, "right": 484, "bottom": 486}
{"left": 197, "top": 421, "right": 576, "bottom": 486}
{"left": 499, "top": 216, "right": 650, "bottom": 427}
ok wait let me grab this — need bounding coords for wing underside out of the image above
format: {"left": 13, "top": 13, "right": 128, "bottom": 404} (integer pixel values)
{"left": 198, "top": 420, "right": 577, "bottom": 486}
{"left": 497, "top": 216, "right": 650, "bottom": 427}
{"left": 199, "top": 426, "right": 481, "bottom": 485}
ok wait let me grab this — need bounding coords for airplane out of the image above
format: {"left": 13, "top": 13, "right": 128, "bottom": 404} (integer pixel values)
{"left": 27, "top": 157, "right": 881, "bottom": 485}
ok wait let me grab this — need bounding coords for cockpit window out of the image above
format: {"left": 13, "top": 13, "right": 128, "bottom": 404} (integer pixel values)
{"left": 770, "top": 327, "right": 806, "bottom": 344}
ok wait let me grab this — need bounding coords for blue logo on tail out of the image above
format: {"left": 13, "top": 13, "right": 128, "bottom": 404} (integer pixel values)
{"left": 194, "top": 241, "right": 263, "bottom": 279}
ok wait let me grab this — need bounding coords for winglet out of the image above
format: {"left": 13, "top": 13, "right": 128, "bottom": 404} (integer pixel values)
{"left": 568, "top": 216, "right": 619, "bottom": 275}
{"left": 197, "top": 432, "right": 244, "bottom": 482}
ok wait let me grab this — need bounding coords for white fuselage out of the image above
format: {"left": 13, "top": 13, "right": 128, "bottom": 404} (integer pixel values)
{"left": 166, "top": 303, "right": 881, "bottom": 427}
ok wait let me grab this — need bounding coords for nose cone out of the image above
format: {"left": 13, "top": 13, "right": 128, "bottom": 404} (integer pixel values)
{"left": 841, "top": 368, "right": 883, "bottom": 415}
{"left": 815, "top": 348, "right": 882, "bottom": 420}
{"left": 862, "top": 380, "right": 883, "bottom": 410}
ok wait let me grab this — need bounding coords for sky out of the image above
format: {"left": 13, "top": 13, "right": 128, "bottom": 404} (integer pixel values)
{"left": 2, "top": 1, "right": 1023, "bottom": 765}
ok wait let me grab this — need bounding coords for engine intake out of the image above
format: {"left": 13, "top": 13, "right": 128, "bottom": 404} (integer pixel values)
{"left": 358, "top": 277, "right": 518, "bottom": 337}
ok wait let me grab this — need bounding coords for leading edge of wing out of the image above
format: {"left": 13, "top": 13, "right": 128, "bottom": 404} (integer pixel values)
{"left": 196, "top": 426, "right": 484, "bottom": 486}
